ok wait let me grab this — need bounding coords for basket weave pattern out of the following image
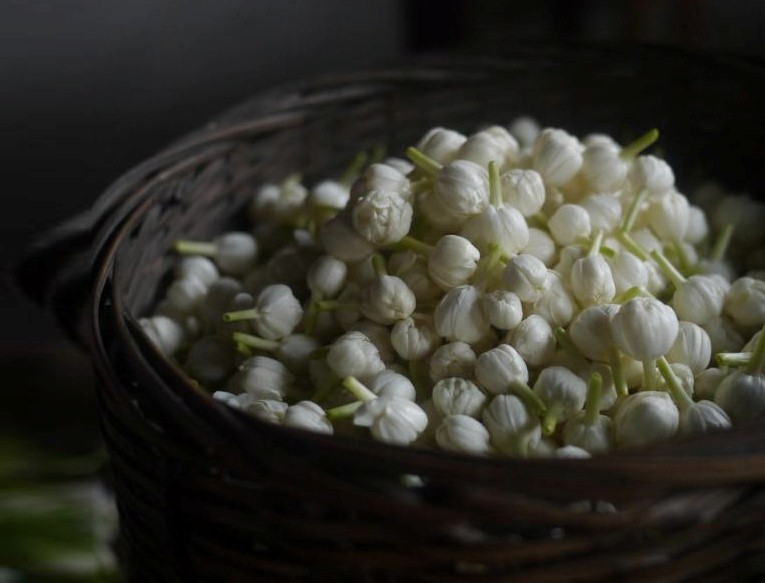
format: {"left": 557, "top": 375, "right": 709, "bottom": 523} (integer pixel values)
{"left": 83, "top": 50, "right": 765, "bottom": 581}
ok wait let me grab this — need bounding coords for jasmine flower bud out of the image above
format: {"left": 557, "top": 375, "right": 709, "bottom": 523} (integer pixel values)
{"left": 223, "top": 284, "right": 303, "bottom": 340}
{"left": 481, "top": 290, "right": 522, "bottom": 330}
{"left": 607, "top": 251, "right": 648, "bottom": 296}
{"left": 275, "top": 334, "right": 320, "bottom": 374}
{"left": 389, "top": 251, "right": 441, "bottom": 302}
{"left": 474, "top": 344, "right": 529, "bottom": 395}
{"left": 695, "top": 367, "right": 726, "bottom": 401}
{"left": 433, "top": 378, "right": 487, "bottom": 418}
{"left": 327, "top": 331, "right": 385, "bottom": 380}
{"left": 569, "top": 304, "right": 619, "bottom": 362}
{"left": 570, "top": 240, "right": 616, "bottom": 307}
{"left": 250, "top": 177, "right": 307, "bottom": 221}
{"left": 186, "top": 336, "right": 235, "bottom": 386}
{"left": 510, "top": 315, "right": 556, "bottom": 367}
{"left": 310, "top": 180, "right": 350, "bottom": 210}
{"left": 679, "top": 400, "right": 732, "bottom": 437}
{"left": 139, "top": 315, "right": 185, "bottom": 356}
{"left": 500, "top": 169, "right": 546, "bottom": 217}
{"left": 714, "top": 327, "right": 765, "bottom": 421}
{"left": 503, "top": 254, "right": 549, "bottom": 303}
{"left": 416, "top": 127, "right": 467, "bottom": 165}
{"left": 245, "top": 399, "right": 289, "bottom": 423}
{"left": 685, "top": 206, "right": 709, "bottom": 245}
{"left": 429, "top": 341, "right": 477, "bottom": 383}
{"left": 174, "top": 256, "right": 219, "bottom": 288}
{"left": 354, "top": 395, "right": 429, "bottom": 445}
{"left": 532, "top": 128, "right": 584, "bottom": 186}
{"left": 391, "top": 316, "right": 440, "bottom": 361}
{"left": 228, "top": 355, "right": 294, "bottom": 400}
{"left": 436, "top": 415, "right": 491, "bottom": 455}
{"left": 360, "top": 275, "right": 416, "bottom": 325}
{"left": 724, "top": 277, "right": 765, "bottom": 329}
{"left": 580, "top": 194, "right": 622, "bottom": 233}
{"left": 283, "top": 401, "right": 333, "bottom": 435}
{"left": 351, "top": 189, "right": 413, "bottom": 246}
{"left": 483, "top": 125, "right": 521, "bottom": 163}
{"left": 665, "top": 322, "right": 712, "bottom": 375}
{"left": 367, "top": 369, "right": 417, "bottom": 401}
{"left": 421, "top": 160, "right": 489, "bottom": 229}
{"left": 166, "top": 277, "right": 208, "bottom": 314}
{"left": 212, "top": 390, "right": 240, "bottom": 409}
{"left": 482, "top": 394, "right": 541, "bottom": 456}
{"left": 611, "top": 296, "right": 679, "bottom": 361}
{"left": 614, "top": 391, "right": 679, "bottom": 448}
{"left": 548, "top": 204, "right": 591, "bottom": 246}
{"left": 350, "top": 321, "right": 397, "bottom": 364}
{"left": 434, "top": 285, "right": 490, "bottom": 344}
{"left": 581, "top": 144, "right": 628, "bottom": 192}
{"left": 428, "top": 235, "right": 480, "bottom": 290}
{"left": 307, "top": 255, "right": 347, "bottom": 299}
{"left": 646, "top": 190, "right": 690, "bottom": 241}
{"left": 529, "top": 271, "right": 576, "bottom": 327}
{"left": 628, "top": 155, "right": 675, "bottom": 195}
{"left": 523, "top": 228, "right": 557, "bottom": 266}
{"left": 456, "top": 132, "right": 509, "bottom": 168}
{"left": 562, "top": 373, "right": 613, "bottom": 455}
{"left": 533, "top": 366, "right": 588, "bottom": 435}
{"left": 509, "top": 116, "right": 540, "bottom": 149}
{"left": 319, "top": 214, "right": 375, "bottom": 262}
{"left": 460, "top": 204, "right": 529, "bottom": 256}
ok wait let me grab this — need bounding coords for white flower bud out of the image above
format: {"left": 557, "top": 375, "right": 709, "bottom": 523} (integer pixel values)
{"left": 503, "top": 254, "right": 549, "bottom": 303}
{"left": 166, "top": 277, "right": 208, "bottom": 314}
{"left": 608, "top": 251, "right": 648, "bottom": 295}
{"left": 436, "top": 415, "right": 491, "bottom": 455}
{"left": 532, "top": 128, "right": 583, "bottom": 186}
{"left": 714, "top": 371, "right": 765, "bottom": 423}
{"left": 528, "top": 437, "right": 558, "bottom": 458}
{"left": 198, "top": 277, "right": 243, "bottom": 330}
{"left": 482, "top": 394, "right": 541, "bottom": 456}
{"left": 456, "top": 132, "right": 509, "bottom": 168}
{"left": 186, "top": 336, "right": 235, "bottom": 385}
{"left": 611, "top": 297, "right": 679, "bottom": 361}
{"left": 283, "top": 401, "right": 333, "bottom": 435}
{"left": 275, "top": 334, "right": 319, "bottom": 374}
{"left": 433, "top": 378, "right": 487, "bottom": 418}
{"left": 671, "top": 275, "right": 726, "bottom": 326}
{"left": 212, "top": 390, "right": 240, "bottom": 409}
{"left": 522, "top": 228, "right": 557, "bottom": 266}
{"left": 389, "top": 251, "right": 441, "bottom": 302}
{"left": 548, "top": 204, "right": 591, "bottom": 246}
{"left": 434, "top": 285, "right": 491, "bottom": 344}
{"left": 509, "top": 116, "right": 540, "bottom": 148}
{"left": 533, "top": 367, "right": 588, "bottom": 433}
{"left": 139, "top": 315, "right": 185, "bottom": 356}
{"left": 582, "top": 133, "right": 619, "bottom": 149}
{"left": 665, "top": 322, "right": 712, "bottom": 375}
{"left": 569, "top": 304, "right": 620, "bottom": 362}
{"left": 694, "top": 368, "right": 726, "bottom": 401}
{"left": 510, "top": 315, "right": 556, "bottom": 367}
{"left": 646, "top": 190, "right": 690, "bottom": 241}
{"left": 428, "top": 235, "right": 480, "bottom": 290}
{"left": 500, "top": 169, "right": 546, "bottom": 217}
{"left": 474, "top": 344, "right": 529, "bottom": 395}
{"left": 174, "top": 256, "right": 219, "bottom": 288}
{"left": 351, "top": 189, "right": 413, "bottom": 246}
{"left": 354, "top": 395, "right": 429, "bottom": 445}
{"left": 580, "top": 193, "right": 622, "bottom": 233}
{"left": 429, "top": 342, "right": 477, "bottom": 383}
{"left": 319, "top": 214, "right": 375, "bottom": 262}
{"left": 628, "top": 155, "right": 675, "bottom": 194}
{"left": 391, "top": 316, "right": 440, "bottom": 361}
{"left": 570, "top": 255, "right": 616, "bottom": 307}
{"left": 327, "top": 331, "right": 385, "bottom": 380}
{"left": 421, "top": 161, "right": 489, "bottom": 229}
{"left": 367, "top": 369, "right": 416, "bottom": 401}
{"left": 245, "top": 399, "right": 289, "bottom": 423}
{"left": 481, "top": 290, "right": 522, "bottom": 330}
{"left": 482, "top": 125, "right": 521, "bottom": 164}
{"left": 581, "top": 144, "right": 628, "bottom": 191}
{"left": 615, "top": 391, "right": 679, "bottom": 448}
{"left": 360, "top": 275, "right": 416, "bottom": 325}
{"left": 250, "top": 180, "right": 307, "bottom": 221}
{"left": 724, "top": 277, "right": 765, "bottom": 329}
{"left": 307, "top": 255, "right": 347, "bottom": 298}
{"left": 553, "top": 245, "right": 585, "bottom": 281}
{"left": 529, "top": 271, "right": 576, "bottom": 327}
{"left": 668, "top": 362, "right": 695, "bottom": 398}
{"left": 685, "top": 206, "right": 709, "bottom": 245}
{"left": 562, "top": 408, "right": 613, "bottom": 455}
{"left": 460, "top": 204, "right": 529, "bottom": 256}
{"left": 350, "top": 321, "right": 396, "bottom": 364}
{"left": 249, "top": 284, "right": 303, "bottom": 340}
{"left": 417, "top": 127, "right": 467, "bottom": 165}
{"left": 310, "top": 180, "right": 350, "bottom": 210}
{"left": 679, "top": 400, "right": 731, "bottom": 437}
{"left": 228, "top": 355, "right": 294, "bottom": 400}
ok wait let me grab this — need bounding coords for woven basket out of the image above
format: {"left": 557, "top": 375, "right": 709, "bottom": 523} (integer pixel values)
{"left": 20, "top": 47, "right": 765, "bottom": 582}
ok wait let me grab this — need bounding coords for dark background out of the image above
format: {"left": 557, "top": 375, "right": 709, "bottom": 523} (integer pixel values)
{"left": 0, "top": 1, "right": 763, "bottom": 576}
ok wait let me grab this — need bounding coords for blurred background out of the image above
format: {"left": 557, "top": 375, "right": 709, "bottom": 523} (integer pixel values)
{"left": 2, "top": 0, "right": 764, "bottom": 579}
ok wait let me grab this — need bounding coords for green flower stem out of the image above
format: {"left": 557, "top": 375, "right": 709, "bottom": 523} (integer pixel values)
{"left": 309, "top": 374, "right": 338, "bottom": 403}
{"left": 488, "top": 160, "right": 502, "bottom": 207}
{"left": 342, "top": 376, "right": 377, "bottom": 401}
{"left": 406, "top": 147, "right": 443, "bottom": 177}
{"left": 746, "top": 325, "right": 765, "bottom": 375}
{"left": 650, "top": 250, "right": 686, "bottom": 289}
{"left": 711, "top": 224, "right": 735, "bottom": 263}
{"left": 600, "top": 245, "right": 617, "bottom": 259}
{"left": 326, "top": 400, "right": 363, "bottom": 420}
{"left": 554, "top": 327, "right": 588, "bottom": 370}
{"left": 369, "top": 144, "right": 386, "bottom": 165}
{"left": 223, "top": 308, "right": 260, "bottom": 323}
{"left": 394, "top": 235, "right": 434, "bottom": 256}
{"left": 509, "top": 381, "right": 547, "bottom": 416}
{"left": 614, "top": 286, "right": 646, "bottom": 304}
{"left": 531, "top": 212, "right": 549, "bottom": 229}
{"left": 620, "top": 128, "right": 660, "bottom": 160}
{"left": 584, "top": 372, "right": 604, "bottom": 426}
{"left": 372, "top": 253, "right": 388, "bottom": 277}
{"left": 616, "top": 231, "right": 649, "bottom": 261}
{"left": 411, "top": 177, "right": 433, "bottom": 195}
{"left": 609, "top": 346, "right": 629, "bottom": 398}
{"left": 542, "top": 405, "right": 562, "bottom": 436}
{"left": 303, "top": 297, "right": 321, "bottom": 334}
{"left": 620, "top": 190, "right": 648, "bottom": 233}
{"left": 657, "top": 356, "right": 693, "bottom": 411}
{"left": 716, "top": 352, "right": 751, "bottom": 367}
{"left": 474, "top": 244, "right": 506, "bottom": 289}
{"left": 587, "top": 229, "right": 604, "bottom": 258}
{"left": 232, "top": 332, "right": 279, "bottom": 352}
{"left": 173, "top": 240, "right": 217, "bottom": 257}
{"left": 671, "top": 240, "right": 692, "bottom": 274}
{"left": 642, "top": 358, "right": 659, "bottom": 391}
{"left": 235, "top": 342, "right": 253, "bottom": 357}
{"left": 339, "top": 150, "right": 369, "bottom": 186}
{"left": 316, "top": 299, "right": 356, "bottom": 311}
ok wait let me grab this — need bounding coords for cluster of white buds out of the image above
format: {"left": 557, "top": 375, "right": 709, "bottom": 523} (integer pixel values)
{"left": 144, "top": 119, "right": 765, "bottom": 458}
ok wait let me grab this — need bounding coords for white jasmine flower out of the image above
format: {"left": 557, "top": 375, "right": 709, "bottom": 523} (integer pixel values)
{"left": 724, "top": 277, "right": 765, "bottom": 329}
{"left": 273, "top": 334, "right": 320, "bottom": 374}
{"left": 351, "top": 189, "right": 413, "bottom": 246}
{"left": 175, "top": 232, "right": 258, "bottom": 276}
{"left": 165, "top": 277, "right": 208, "bottom": 314}
{"left": 354, "top": 395, "right": 429, "bottom": 445}
{"left": 548, "top": 204, "right": 591, "bottom": 246}
{"left": 685, "top": 206, "right": 709, "bottom": 245}
{"left": 327, "top": 331, "right": 385, "bottom": 380}
{"left": 532, "top": 128, "right": 584, "bottom": 186}
{"left": 481, "top": 290, "right": 522, "bottom": 330}
{"left": 570, "top": 251, "right": 616, "bottom": 307}
{"left": 474, "top": 344, "right": 529, "bottom": 395}
{"left": 694, "top": 368, "right": 726, "bottom": 401}
{"left": 310, "top": 180, "right": 350, "bottom": 210}
{"left": 432, "top": 377, "right": 486, "bottom": 418}
{"left": 283, "top": 401, "right": 333, "bottom": 435}
{"left": 611, "top": 296, "right": 679, "bottom": 361}
{"left": 228, "top": 355, "right": 294, "bottom": 400}
{"left": 185, "top": 336, "right": 235, "bottom": 386}
{"left": 581, "top": 143, "right": 628, "bottom": 192}
{"left": 139, "top": 315, "right": 185, "bottom": 356}
{"left": 628, "top": 155, "right": 675, "bottom": 195}
{"left": 223, "top": 284, "right": 303, "bottom": 340}
{"left": 522, "top": 228, "right": 557, "bottom": 266}
{"left": 245, "top": 399, "right": 289, "bottom": 423}
{"left": 665, "top": 322, "right": 712, "bottom": 375}
{"left": 421, "top": 160, "right": 489, "bottom": 229}
{"left": 580, "top": 193, "right": 623, "bottom": 233}
{"left": 367, "top": 369, "right": 417, "bottom": 401}
{"left": 389, "top": 251, "right": 441, "bottom": 302}
{"left": 607, "top": 251, "right": 648, "bottom": 296}
{"left": 428, "top": 235, "right": 481, "bottom": 290}
{"left": 429, "top": 342, "right": 477, "bottom": 383}
{"left": 533, "top": 366, "right": 588, "bottom": 435}
{"left": 436, "top": 415, "right": 491, "bottom": 455}
{"left": 562, "top": 373, "right": 613, "bottom": 455}
{"left": 556, "top": 445, "right": 591, "bottom": 458}
{"left": 714, "top": 371, "right": 765, "bottom": 423}
{"left": 174, "top": 256, "right": 219, "bottom": 288}
{"left": 529, "top": 271, "right": 576, "bottom": 327}
{"left": 482, "top": 394, "right": 541, "bottom": 456}
{"left": 434, "top": 285, "right": 491, "bottom": 344}
{"left": 460, "top": 204, "right": 529, "bottom": 256}
{"left": 319, "top": 214, "right": 375, "bottom": 262}
{"left": 360, "top": 275, "right": 416, "bottom": 325}
{"left": 509, "top": 116, "right": 540, "bottom": 148}
{"left": 510, "top": 315, "right": 556, "bottom": 367}
{"left": 503, "top": 254, "right": 550, "bottom": 303}
{"left": 500, "top": 169, "right": 546, "bottom": 217}
{"left": 614, "top": 391, "right": 679, "bottom": 448}
{"left": 307, "top": 255, "right": 347, "bottom": 299}
{"left": 350, "top": 321, "right": 397, "bottom": 364}
{"left": 390, "top": 316, "right": 440, "bottom": 361}
{"left": 679, "top": 400, "right": 732, "bottom": 437}
{"left": 212, "top": 390, "right": 240, "bottom": 409}
{"left": 456, "top": 132, "right": 510, "bottom": 168}
{"left": 416, "top": 127, "right": 467, "bottom": 165}
{"left": 646, "top": 190, "right": 690, "bottom": 241}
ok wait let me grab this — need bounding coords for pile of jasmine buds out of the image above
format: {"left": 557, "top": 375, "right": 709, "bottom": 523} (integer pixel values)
{"left": 140, "top": 118, "right": 765, "bottom": 458}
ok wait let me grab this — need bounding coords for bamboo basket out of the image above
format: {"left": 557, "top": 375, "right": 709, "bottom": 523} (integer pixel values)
{"left": 19, "top": 47, "right": 765, "bottom": 582}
